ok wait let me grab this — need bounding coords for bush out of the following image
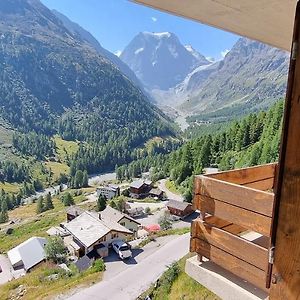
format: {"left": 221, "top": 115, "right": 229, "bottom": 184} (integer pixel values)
{"left": 91, "top": 259, "right": 106, "bottom": 272}
{"left": 45, "top": 236, "right": 67, "bottom": 263}
{"left": 145, "top": 207, "right": 151, "bottom": 214}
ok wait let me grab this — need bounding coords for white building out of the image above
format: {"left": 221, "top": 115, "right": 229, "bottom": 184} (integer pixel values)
{"left": 7, "top": 237, "right": 47, "bottom": 271}
{"left": 63, "top": 211, "right": 132, "bottom": 256}
{"left": 96, "top": 184, "right": 120, "bottom": 199}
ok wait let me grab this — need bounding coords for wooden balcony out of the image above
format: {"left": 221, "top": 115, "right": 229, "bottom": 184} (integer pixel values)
{"left": 190, "top": 163, "right": 277, "bottom": 293}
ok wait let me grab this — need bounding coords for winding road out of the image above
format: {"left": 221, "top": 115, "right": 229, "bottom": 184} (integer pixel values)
{"left": 66, "top": 233, "right": 189, "bottom": 300}
{"left": 158, "top": 179, "right": 184, "bottom": 201}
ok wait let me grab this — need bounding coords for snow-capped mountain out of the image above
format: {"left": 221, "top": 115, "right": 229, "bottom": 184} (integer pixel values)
{"left": 120, "top": 32, "right": 210, "bottom": 90}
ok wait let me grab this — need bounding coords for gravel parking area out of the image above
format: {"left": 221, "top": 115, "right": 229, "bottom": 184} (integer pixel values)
{"left": 0, "top": 254, "right": 13, "bottom": 285}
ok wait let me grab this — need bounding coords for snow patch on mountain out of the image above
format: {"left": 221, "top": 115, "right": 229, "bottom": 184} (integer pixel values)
{"left": 135, "top": 47, "right": 144, "bottom": 55}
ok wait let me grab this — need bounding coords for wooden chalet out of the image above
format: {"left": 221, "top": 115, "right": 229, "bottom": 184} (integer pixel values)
{"left": 166, "top": 199, "right": 194, "bottom": 218}
{"left": 134, "top": 1, "right": 300, "bottom": 299}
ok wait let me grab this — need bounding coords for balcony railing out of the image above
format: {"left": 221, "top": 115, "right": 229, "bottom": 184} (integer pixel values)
{"left": 190, "top": 163, "right": 277, "bottom": 292}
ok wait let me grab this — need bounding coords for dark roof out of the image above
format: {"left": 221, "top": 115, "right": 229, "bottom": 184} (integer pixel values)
{"left": 166, "top": 200, "right": 192, "bottom": 211}
{"left": 149, "top": 188, "right": 163, "bottom": 196}
{"left": 130, "top": 180, "right": 145, "bottom": 189}
{"left": 66, "top": 206, "right": 83, "bottom": 217}
{"left": 101, "top": 206, "right": 141, "bottom": 225}
{"left": 75, "top": 255, "right": 93, "bottom": 272}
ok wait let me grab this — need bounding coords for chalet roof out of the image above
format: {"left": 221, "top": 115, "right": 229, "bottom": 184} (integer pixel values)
{"left": 133, "top": 1, "right": 296, "bottom": 51}
{"left": 66, "top": 206, "right": 83, "bottom": 217}
{"left": 64, "top": 211, "right": 132, "bottom": 248}
{"left": 100, "top": 206, "right": 141, "bottom": 225}
{"left": 7, "top": 237, "right": 47, "bottom": 270}
{"left": 149, "top": 188, "right": 163, "bottom": 196}
{"left": 130, "top": 180, "right": 145, "bottom": 189}
{"left": 166, "top": 200, "right": 192, "bottom": 211}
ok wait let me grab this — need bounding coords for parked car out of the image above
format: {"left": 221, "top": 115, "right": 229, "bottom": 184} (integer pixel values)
{"left": 112, "top": 240, "right": 132, "bottom": 259}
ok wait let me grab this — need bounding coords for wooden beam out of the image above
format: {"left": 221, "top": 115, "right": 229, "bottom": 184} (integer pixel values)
{"left": 270, "top": 2, "right": 300, "bottom": 298}
{"left": 191, "top": 220, "right": 269, "bottom": 271}
{"left": 194, "top": 176, "right": 274, "bottom": 217}
{"left": 207, "top": 163, "right": 276, "bottom": 186}
{"left": 242, "top": 177, "right": 275, "bottom": 191}
{"left": 194, "top": 194, "right": 272, "bottom": 236}
{"left": 190, "top": 238, "right": 269, "bottom": 292}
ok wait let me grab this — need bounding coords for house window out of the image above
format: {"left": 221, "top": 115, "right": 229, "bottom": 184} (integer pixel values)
{"left": 101, "top": 236, "right": 106, "bottom": 242}
{"left": 120, "top": 222, "right": 125, "bottom": 226}
{"left": 112, "top": 233, "right": 118, "bottom": 239}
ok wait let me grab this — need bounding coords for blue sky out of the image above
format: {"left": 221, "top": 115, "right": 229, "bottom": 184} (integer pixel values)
{"left": 41, "top": 0, "right": 240, "bottom": 60}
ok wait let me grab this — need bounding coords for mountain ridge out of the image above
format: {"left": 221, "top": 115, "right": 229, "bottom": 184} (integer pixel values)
{"left": 120, "top": 31, "right": 210, "bottom": 90}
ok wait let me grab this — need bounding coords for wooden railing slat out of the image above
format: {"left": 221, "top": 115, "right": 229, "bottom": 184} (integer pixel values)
{"left": 191, "top": 220, "right": 269, "bottom": 271}
{"left": 193, "top": 194, "right": 272, "bottom": 237}
{"left": 206, "top": 163, "right": 277, "bottom": 186}
{"left": 190, "top": 238, "right": 269, "bottom": 292}
{"left": 194, "top": 176, "right": 274, "bottom": 217}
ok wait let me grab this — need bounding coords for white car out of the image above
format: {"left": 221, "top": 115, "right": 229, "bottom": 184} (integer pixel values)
{"left": 112, "top": 240, "right": 132, "bottom": 259}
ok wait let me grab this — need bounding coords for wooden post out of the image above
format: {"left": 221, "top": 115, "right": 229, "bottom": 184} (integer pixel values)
{"left": 269, "top": 1, "right": 300, "bottom": 298}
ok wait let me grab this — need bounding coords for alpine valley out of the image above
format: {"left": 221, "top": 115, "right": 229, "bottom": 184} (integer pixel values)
{"left": 121, "top": 31, "right": 289, "bottom": 122}
{"left": 0, "top": 0, "right": 177, "bottom": 194}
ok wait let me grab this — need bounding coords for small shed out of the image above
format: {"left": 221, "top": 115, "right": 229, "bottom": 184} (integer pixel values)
{"left": 166, "top": 200, "right": 194, "bottom": 218}
{"left": 149, "top": 188, "right": 163, "bottom": 199}
{"left": 75, "top": 255, "right": 93, "bottom": 272}
{"left": 66, "top": 206, "right": 83, "bottom": 222}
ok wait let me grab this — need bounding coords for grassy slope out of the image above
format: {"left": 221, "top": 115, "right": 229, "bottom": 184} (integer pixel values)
{"left": 0, "top": 261, "right": 103, "bottom": 300}
{"left": 169, "top": 257, "right": 219, "bottom": 300}
{"left": 141, "top": 254, "right": 219, "bottom": 300}
{"left": 165, "top": 179, "right": 181, "bottom": 195}
{"left": 53, "top": 135, "right": 79, "bottom": 162}
{"left": 1, "top": 187, "right": 95, "bottom": 252}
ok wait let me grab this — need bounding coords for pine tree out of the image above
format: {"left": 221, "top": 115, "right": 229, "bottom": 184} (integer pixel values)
{"left": 36, "top": 196, "right": 44, "bottom": 214}
{"left": 0, "top": 199, "right": 9, "bottom": 223}
{"left": 74, "top": 170, "right": 84, "bottom": 188}
{"left": 63, "top": 192, "right": 74, "bottom": 206}
{"left": 97, "top": 195, "right": 107, "bottom": 212}
{"left": 82, "top": 170, "right": 89, "bottom": 188}
{"left": 45, "top": 192, "right": 54, "bottom": 210}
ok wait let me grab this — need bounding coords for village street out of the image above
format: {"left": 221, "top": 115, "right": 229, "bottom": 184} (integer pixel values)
{"left": 157, "top": 179, "right": 184, "bottom": 201}
{"left": 65, "top": 233, "right": 190, "bottom": 300}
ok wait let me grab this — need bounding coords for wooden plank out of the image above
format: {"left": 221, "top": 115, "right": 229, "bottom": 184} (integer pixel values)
{"left": 191, "top": 220, "right": 268, "bottom": 271}
{"left": 202, "top": 215, "right": 232, "bottom": 229}
{"left": 242, "top": 177, "right": 275, "bottom": 191}
{"left": 222, "top": 224, "right": 246, "bottom": 235}
{"left": 270, "top": 2, "right": 300, "bottom": 298}
{"left": 206, "top": 163, "right": 277, "bottom": 185}
{"left": 194, "top": 194, "right": 272, "bottom": 237}
{"left": 190, "top": 238, "right": 269, "bottom": 292}
{"left": 194, "top": 176, "right": 274, "bottom": 217}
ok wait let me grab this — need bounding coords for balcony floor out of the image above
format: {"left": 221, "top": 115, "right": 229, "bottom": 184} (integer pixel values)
{"left": 185, "top": 255, "right": 269, "bottom": 300}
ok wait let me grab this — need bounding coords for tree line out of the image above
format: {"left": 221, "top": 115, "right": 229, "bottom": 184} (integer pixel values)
{"left": 116, "top": 100, "right": 284, "bottom": 202}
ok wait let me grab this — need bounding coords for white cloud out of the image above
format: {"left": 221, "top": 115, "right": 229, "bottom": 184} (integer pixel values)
{"left": 114, "top": 50, "right": 122, "bottom": 57}
{"left": 151, "top": 16, "right": 157, "bottom": 22}
{"left": 221, "top": 49, "right": 230, "bottom": 58}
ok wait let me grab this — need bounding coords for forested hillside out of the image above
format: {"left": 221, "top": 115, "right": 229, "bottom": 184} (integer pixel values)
{"left": 117, "top": 100, "right": 284, "bottom": 200}
{"left": 0, "top": 0, "right": 175, "bottom": 184}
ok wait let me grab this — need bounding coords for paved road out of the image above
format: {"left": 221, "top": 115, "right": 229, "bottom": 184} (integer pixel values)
{"left": 158, "top": 179, "right": 184, "bottom": 201}
{"left": 66, "top": 233, "right": 189, "bottom": 300}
